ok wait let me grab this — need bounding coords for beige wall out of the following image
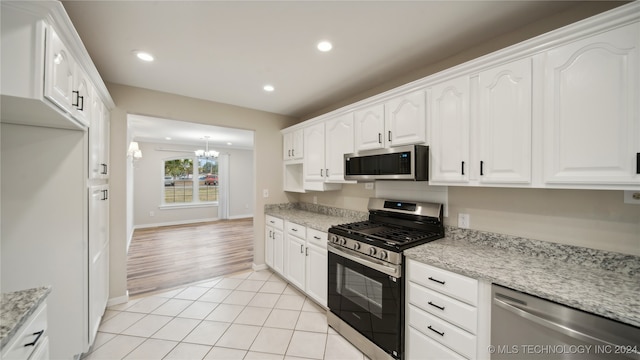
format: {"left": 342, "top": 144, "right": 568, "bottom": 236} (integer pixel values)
{"left": 108, "top": 84, "right": 296, "bottom": 300}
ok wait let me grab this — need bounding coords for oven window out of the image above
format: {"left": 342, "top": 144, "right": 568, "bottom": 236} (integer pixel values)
{"left": 337, "top": 264, "right": 383, "bottom": 318}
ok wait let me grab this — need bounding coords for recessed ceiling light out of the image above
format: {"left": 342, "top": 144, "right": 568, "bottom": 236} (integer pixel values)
{"left": 165, "top": 137, "right": 172, "bottom": 140}
{"left": 134, "top": 51, "right": 154, "bottom": 62}
{"left": 227, "top": 142, "right": 232, "bottom": 146}
{"left": 317, "top": 41, "right": 332, "bottom": 52}
{"left": 263, "top": 85, "right": 275, "bottom": 92}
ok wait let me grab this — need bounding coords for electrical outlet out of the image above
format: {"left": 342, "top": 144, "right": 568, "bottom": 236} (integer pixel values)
{"left": 313, "top": 196, "right": 317, "bottom": 204}
{"left": 624, "top": 191, "right": 640, "bottom": 205}
{"left": 149, "top": 211, "right": 155, "bottom": 217}
{"left": 263, "top": 189, "right": 269, "bottom": 198}
{"left": 458, "top": 213, "right": 470, "bottom": 229}
{"left": 365, "top": 182, "right": 374, "bottom": 190}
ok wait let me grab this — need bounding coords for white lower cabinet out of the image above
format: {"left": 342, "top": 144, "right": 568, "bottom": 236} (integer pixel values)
{"left": 265, "top": 216, "right": 328, "bottom": 307}
{"left": 1, "top": 302, "right": 49, "bottom": 360}
{"left": 406, "top": 259, "right": 490, "bottom": 360}
{"left": 265, "top": 215, "right": 284, "bottom": 275}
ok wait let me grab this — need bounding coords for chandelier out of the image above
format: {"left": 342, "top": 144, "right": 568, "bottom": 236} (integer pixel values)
{"left": 195, "top": 136, "right": 219, "bottom": 158}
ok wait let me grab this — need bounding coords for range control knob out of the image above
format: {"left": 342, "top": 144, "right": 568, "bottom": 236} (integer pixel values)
{"left": 329, "top": 234, "right": 337, "bottom": 243}
{"left": 379, "top": 250, "right": 388, "bottom": 260}
{"left": 339, "top": 237, "right": 347, "bottom": 246}
{"left": 369, "top": 247, "right": 377, "bottom": 256}
{"left": 353, "top": 242, "right": 361, "bottom": 251}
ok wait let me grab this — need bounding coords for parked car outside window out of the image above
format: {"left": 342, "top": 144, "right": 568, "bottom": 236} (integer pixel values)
{"left": 204, "top": 174, "right": 218, "bottom": 186}
{"left": 164, "top": 176, "right": 175, "bottom": 186}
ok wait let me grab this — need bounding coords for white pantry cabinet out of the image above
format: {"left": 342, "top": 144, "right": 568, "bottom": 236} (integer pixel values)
{"left": 476, "top": 57, "right": 532, "bottom": 185}
{"left": 1, "top": 2, "right": 113, "bottom": 359}
{"left": 353, "top": 90, "right": 426, "bottom": 151}
{"left": 428, "top": 76, "right": 471, "bottom": 184}
{"left": 542, "top": 21, "right": 640, "bottom": 187}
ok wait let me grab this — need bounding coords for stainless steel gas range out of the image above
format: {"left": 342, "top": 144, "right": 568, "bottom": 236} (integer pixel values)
{"left": 327, "top": 198, "right": 445, "bottom": 360}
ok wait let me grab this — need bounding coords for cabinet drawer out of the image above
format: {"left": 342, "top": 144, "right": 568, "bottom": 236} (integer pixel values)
{"left": 409, "top": 282, "right": 477, "bottom": 334}
{"left": 306, "top": 228, "right": 327, "bottom": 249}
{"left": 2, "top": 302, "right": 48, "bottom": 360}
{"left": 285, "top": 221, "right": 306, "bottom": 239}
{"left": 408, "top": 304, "right": 476, "bottom": 359}
{"left": 407, "top": 260, "right": 478, "bottom": 305}
{"left": 265, "top": 215, "right": 283, "bottom": 230}
{"left": 408, "top": 326, "right": 466, "bottom": 360}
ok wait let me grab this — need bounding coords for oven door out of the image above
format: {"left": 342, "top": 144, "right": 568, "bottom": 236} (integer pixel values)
{"left": 327, "top": 245, "right": 403, "bottom": 359}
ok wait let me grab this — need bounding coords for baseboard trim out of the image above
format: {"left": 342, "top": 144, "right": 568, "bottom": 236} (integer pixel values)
{"left": 134, "top": 217, "right": 219, "bottom": 230}
{"left": 252, "top": 263, "right": 269, "bottom": 271}
{"left": 107, "top": 291, "right": 129, "bottom": 306}
{"left": 229, "top": 214, "right": 254, "bottom": 220}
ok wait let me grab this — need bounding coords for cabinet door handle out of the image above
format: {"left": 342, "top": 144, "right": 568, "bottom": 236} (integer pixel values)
{"left": 320, "top": 169, "right": 324, "bottom": 177}
{"left": 378, "top": 133, "right": 382, "bottom": 144}
{"left": 388, "top": 131, "right": 392, "bottom": 142}
{"left": 101, "top": 189, "right": 108, "bottom": 200}
{"left": 101, "top": 163, "right": 108, "bottom": 175}
{"left": 428, "top": 301, "right": 445, "bottom": 311}
{"left": 292, "top": 149, "right": 295, "bottom": 157}
{"left": 24, "top": 330, "right": 44, "bottom": 347}
{"left": 428, "top": 325, "right": 445, "bottom": 337}
{"left": 428, "top": 276, "right": 445, "bottom": 285}
{"left": 461, "top": 161, "right": 465, "bottom": 175}
{"left": 78, "top": 95, "right": 84, "bottom": 111}
{"left": 326, "top": 168, "right": 329, "bottom": 177}
{"left": 636, "top": 153, "right": 639, "bottom": 174}
{"left": 72, "top": 90, "right": 80, "bottom": 107}
{"left": 305, "top": 247, "right": 309, "bottom": 256}
{"left": 300, "top": 244, "right": 304, "bottom": 253}
{"left": 480, "top": 161, "right": 484, "bottom": 176}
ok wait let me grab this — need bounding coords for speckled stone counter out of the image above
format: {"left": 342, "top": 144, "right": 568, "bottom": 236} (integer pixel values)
{"left": 0, "top": 286, "right": 51, "bottom": 350}
{"left": 405, "top": 226, "right": 640, "bottom": 327}
{"left": 265, "top": 202, "right": 368, "bottom": 232}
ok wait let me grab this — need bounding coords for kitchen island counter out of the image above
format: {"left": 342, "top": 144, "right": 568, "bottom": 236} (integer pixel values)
{"left": 405, "top": 227, "right": 640, "bottom": 328}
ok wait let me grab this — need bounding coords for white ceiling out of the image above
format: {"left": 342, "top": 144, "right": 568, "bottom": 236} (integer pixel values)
{"left": 62, "top": 1, "right": 622, "bottom": 144}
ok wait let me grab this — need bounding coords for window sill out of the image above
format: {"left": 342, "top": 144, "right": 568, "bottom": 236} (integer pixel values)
{"left": 160, "top": 202, "right": 218, "bottom": 210}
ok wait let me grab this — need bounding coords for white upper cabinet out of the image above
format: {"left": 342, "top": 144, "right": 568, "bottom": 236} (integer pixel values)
{"left": 89, "top": 90, "right": 110, "bottom": 180}
{"left": 354, "top": 104, "right": 385, "bottom": 151}
{"left": 429, "top": 76, "right": 470, "bottom": 184}
{"left": 325, "top": 113, "right": 355, "bottom": 182}
{"left": 283, "top": 129, "right": 303, "bottom": 161}
{"left": 385, "top": 90, "right": 427, "bottom": 147}
{"left": 542, "top": 22, "right": 639, "bottom": 187}
{"left": 304, "top": 123, "right": 325, "bottom": 183}
{"left": 477, "top": 57, "right": 532, "bottom": 184}
{"left": 354, "top": 90, "right": 426, "bottom": 151}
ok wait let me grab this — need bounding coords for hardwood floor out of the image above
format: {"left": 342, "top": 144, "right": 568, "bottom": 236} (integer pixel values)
{"left": 127, "top": 218, "right": 254, "bottom": 296}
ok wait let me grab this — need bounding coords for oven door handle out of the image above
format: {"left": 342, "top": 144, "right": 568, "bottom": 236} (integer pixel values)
{"left": 328, "top": 243, "right": 401, "bottom": 278}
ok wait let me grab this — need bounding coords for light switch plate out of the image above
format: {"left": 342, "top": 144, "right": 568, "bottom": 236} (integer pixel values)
{"left": 458, "top": 213, "right": 470, "bottom": 229}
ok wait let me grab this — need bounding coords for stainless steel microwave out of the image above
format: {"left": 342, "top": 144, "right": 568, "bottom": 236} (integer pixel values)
{"left": 344, "top": 145, "right": 429, "bottom": 181}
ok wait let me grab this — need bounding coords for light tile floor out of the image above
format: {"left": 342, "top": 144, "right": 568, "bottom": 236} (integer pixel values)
{"left": 84, "top": 269, "right": 367, "bottom": 360}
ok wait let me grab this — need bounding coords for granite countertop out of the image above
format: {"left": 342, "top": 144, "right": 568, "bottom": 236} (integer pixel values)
{"left": 405, "top": 227, "right": 640, "bottom": 328}
{"left": 265, "top": 203, "right": 367, "bottom": 232}
{"left": 0, "top": 286, "right": 51, "bottom": 350}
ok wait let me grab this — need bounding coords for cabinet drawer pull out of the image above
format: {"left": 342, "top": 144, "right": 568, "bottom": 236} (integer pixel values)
{"left": 24, "top": 330, "right": 44, "bottom": 347}
{"left": 428, "top": 276, "right": 445, "bottom": 285}
{"left": 313, "top": 236, "right": 321, "bottom": 240}
{"left": 291, "top": 228, "right": 298, "bottom": 232}
{"left": 427, "top": 325, "right": 444, "bottom": 337}
{"left": 428, "top": 301, "right": 445, "bottom": 311}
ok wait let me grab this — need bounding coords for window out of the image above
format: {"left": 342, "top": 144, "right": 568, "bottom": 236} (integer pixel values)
{"left": 163, "top": 156, "right": 218, "bottom": 204}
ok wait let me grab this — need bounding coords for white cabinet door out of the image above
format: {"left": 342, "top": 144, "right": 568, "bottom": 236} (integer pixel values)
{"left": 283, "top": 129, "right": 304, "bottom": 160}
{"left": 478, "top": 57, "right": 532, "bottom": 184}
{"left": 265, "top": 226, "right": 274, "bottom": 268}
{"left": 303, "top": 123, "right": 326, "bottom": 182}
{"left": 273, "top": 229, "right": 284, "bottom": 275}
{"left": 385, "top": 89, "right": 426, "bottom": 147}
{"left": 44, "top": 26, "right": 75, "bottom": 114}
{"left": 354, "top": 104, "right": 385, "bottom": 151}
{"left": 89, "top": 93, "right": 109, "bottom": 180}
{"left": 286, "top": 235, "right": 306, "bottom": 290}
{"left": 325, "top": 113, "right": 354, "bottom": 181}
{"left": 305, "top": 244, "right": 327, "bottom": 307}
{"left": 88, "top": 184, "right": 109, "bottom": 345}
{"left": 543, "top": 22, "right": 640, "bottom": 186}
{"left": 429, "top": 76, "right": 470, "bottom": 184}
{"left": 72, "top": 67, "right": 91, "bottom": 127}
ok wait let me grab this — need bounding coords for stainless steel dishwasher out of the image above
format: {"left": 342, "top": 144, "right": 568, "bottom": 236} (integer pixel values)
{"left": 491, "top": 284, "right": 640, "bottom": 360}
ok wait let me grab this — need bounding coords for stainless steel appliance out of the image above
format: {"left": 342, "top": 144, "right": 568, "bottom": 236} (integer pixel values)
{"left": 327, "top": 198, "right": 445, "bottom": 360}
{"left": 344, "top": 145, "right": 429, "bottom": 181}
{"left": 492, "top": 284, "right": 640, "bottom": 360}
